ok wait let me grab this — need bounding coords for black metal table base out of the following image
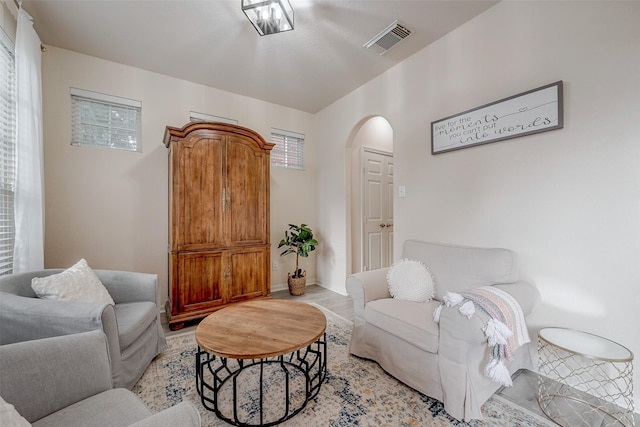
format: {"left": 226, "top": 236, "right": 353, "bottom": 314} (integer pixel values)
{"left": 196, "top": 333, "right": 327, "bottom": 426}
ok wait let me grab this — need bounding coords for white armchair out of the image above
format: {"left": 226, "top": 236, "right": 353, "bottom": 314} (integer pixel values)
{"left": 346, "top": 240, "right": 540, "bottom": 421}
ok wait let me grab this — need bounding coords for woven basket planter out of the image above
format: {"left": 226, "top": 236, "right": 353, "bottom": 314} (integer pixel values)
{"left": 287, "top": 271, "right": 306, "bottom": 296}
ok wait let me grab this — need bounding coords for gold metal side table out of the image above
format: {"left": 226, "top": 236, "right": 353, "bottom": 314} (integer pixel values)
{"left": 537, "top": 327, "right": 634, "bottom": 427}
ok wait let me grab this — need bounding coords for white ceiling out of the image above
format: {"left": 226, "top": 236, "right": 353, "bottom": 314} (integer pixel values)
{"left": 23, "top": 0, "right": 498, "bottom": 113}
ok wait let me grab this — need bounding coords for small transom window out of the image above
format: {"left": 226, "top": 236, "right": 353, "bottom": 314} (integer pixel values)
{"left": 70, "top": 88, "right": 142, "bottom": 152}
{"left": 271, "top": 128, "right": 304, "bottom": 170}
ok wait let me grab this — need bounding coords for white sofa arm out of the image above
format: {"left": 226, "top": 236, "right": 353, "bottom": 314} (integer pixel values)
{"left": 439, "top": 280, "right": 538, "bottom": 344}
{"left": 494, "top": 280, "right": 540, "bottom": 316}
{"left": 436, "top": 280, "right": 539, "bottom": 420}
{"left": 345, "top": 268, "right": 391, "bottom": 358}
{"left": 345, "top": 268, "right": 391, "bottom": 318}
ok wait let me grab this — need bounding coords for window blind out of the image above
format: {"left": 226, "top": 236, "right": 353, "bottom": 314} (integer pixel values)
{"left": 70, "top": 88, "right": 142, "bottom": 152}
{"left": 271, "top": 128, "right": 304, "bottom": 170}
{"left": 0, "top": 29, "right": 15, "bottom": 275}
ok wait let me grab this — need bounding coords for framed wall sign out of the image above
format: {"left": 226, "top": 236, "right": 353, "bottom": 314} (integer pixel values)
{"left": 431, "top": 81, "right": 563, "bottom": 155}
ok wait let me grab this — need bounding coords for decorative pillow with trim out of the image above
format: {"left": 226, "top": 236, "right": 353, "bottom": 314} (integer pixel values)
{"left": 31, "top": 258, "right": 115, "bottom": 305}
{"left": 387, "top": 258, "right": 436, "bottom": 302}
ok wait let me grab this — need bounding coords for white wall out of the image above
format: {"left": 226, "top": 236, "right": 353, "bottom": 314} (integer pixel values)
{"left": 40, "top": 46, "right": 317, "bottom": 303}
{"left": 314, "top": 1, "right": 640, "bottom": 407}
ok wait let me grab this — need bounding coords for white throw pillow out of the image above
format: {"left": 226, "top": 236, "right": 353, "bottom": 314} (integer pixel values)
{"left": 0, "top": 396, "right": 31, "bottom": 427}
{"left": 31, "top": 259, "right": 115, "bottom": 305}
{"left": 387, "top": 259, "right": 435, "bottom": 302}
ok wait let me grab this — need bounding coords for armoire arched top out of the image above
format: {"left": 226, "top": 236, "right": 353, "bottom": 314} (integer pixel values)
{"left": 163, "top": 121, "right": 275, "bottom": 152}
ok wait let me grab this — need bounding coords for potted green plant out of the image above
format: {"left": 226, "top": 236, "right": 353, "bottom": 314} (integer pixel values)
{"left": 278, "top": 223, "right": 318, "bottom": 295}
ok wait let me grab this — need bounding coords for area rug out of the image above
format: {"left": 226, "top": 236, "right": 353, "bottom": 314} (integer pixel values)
{"left": 133, "top": 305, "right": 553, "bottom": 426}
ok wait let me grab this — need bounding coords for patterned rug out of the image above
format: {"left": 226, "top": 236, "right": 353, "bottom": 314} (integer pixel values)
{"left": 133, "top": 305, "right": 553, "bottom": 426}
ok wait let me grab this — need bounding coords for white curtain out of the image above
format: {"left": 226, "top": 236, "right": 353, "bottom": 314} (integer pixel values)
{"left": 13, "top": 8, "right": 44, "bottom": 273}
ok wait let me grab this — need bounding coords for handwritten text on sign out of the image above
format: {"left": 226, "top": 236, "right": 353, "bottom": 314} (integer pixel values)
{"left": 431, "top": 81, "right": 563, "bottom": 154}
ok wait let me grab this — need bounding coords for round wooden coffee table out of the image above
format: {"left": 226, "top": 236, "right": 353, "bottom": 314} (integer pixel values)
{"left": 195, "top": 299, "right": 327, "bottom": 426}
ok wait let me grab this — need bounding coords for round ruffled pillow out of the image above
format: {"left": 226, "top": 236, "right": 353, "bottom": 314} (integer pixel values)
{"left": 386, "top": 259, "right": 435, "bottom": 302}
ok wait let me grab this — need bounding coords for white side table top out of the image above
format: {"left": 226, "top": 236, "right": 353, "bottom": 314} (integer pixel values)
{"left": 538, "top": 327, "right": 633, "bottom": 362}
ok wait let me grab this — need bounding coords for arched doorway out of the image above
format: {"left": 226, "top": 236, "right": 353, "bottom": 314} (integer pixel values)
{"left": 348, "top": 116, "right": 393, "bottom": 274}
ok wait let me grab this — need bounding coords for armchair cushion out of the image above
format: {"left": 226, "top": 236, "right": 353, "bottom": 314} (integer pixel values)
{"left": 31, "top": 389, "right": 152, "bottom": 427}
{"left": 115, "top": 302, "right": 158, "bottom": 350}
{"left": 31, "top": 259, "right": 115, "bottom": 305}
{"left": 365, "top": 298, "right": 440, "bottom": 353}
{"left": 129, "top": 402, "right": 201, "bottom": 427}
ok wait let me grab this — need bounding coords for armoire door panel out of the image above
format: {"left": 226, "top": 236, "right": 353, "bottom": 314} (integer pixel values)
{"left": 178, "top": 135, "right": 224, "bottom": 250}
{"left": 226, "top": 139, "right": 267, "bottom": 245}
{"left": 178, "top": 251, "right": 225, "bottom": 312}
{"left": 228, "top": 247, "right": 268, "bottom": 302}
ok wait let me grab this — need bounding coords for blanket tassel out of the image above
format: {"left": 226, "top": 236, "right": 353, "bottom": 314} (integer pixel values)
{"left": 443, "top": 292, "right": 464, "bottom": 307}
{"left": 484, "top": 358, "right": 513, "bottom": 387}
{"left": 484, "top": 318, "right": 512, "bottom": 346}
{"left": 458, "top": 300, "right": 475, "bottom": 319}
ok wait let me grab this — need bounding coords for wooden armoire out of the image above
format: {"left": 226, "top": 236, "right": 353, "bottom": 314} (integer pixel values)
{"left": 163, "top": 122, "right": 274, "bottom": 330}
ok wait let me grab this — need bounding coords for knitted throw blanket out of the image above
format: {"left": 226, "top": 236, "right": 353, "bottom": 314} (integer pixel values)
{"left": 433, "top": 286, "right": 530, "bottom": 387}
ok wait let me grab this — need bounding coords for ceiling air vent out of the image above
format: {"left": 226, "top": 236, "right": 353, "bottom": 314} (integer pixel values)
{"left": 364, "top": 20, "right": 412, "bottom": 55}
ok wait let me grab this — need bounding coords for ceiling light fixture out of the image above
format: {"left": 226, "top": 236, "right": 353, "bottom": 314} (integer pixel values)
{"left": 242, "top": 0, "right": 294, "bottom": 36}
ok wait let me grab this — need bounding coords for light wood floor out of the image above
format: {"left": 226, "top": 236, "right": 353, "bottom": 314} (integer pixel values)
{"left": 271, "top": 285, "right": 354, "bottom": 321}
{"left": 163, "top": 285, "right": 353, "bottom": 337}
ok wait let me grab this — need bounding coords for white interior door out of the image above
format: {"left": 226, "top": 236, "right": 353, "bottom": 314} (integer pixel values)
{"left": 362, "top": 148, "right": 393, "bottom": 271}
